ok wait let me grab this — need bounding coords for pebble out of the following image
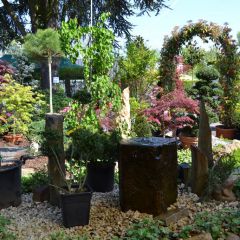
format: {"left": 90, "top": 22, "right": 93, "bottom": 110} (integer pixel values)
{"left": 0, "top": 186, "right": 239, "bottom": 240}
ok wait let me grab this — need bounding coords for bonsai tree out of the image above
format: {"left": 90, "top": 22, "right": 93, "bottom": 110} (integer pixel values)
{"left": 23, "top": 28, "right": 63, "bottom": 113}
{"left": 190, "top": 64, "right": 222, "bottom": 109}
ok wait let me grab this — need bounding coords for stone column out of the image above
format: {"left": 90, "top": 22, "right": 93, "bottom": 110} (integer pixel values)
{"left": 116, "top": 87, "right": 131, "bottom": 138}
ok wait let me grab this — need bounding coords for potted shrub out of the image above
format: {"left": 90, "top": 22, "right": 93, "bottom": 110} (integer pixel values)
{"left": 50, "top": 148, "right": 92, "bottom": 228}
{"left": 217, "top": 46, "right": 239, "bottom": 139}
{"left": 59, "top": 164, "right": 92, "bottom": 228}
{"left": 60, "top": 13, "right": 122, "bottom": 192}
{"left": 71, "top": 126, "right": 120, "bottom": 192}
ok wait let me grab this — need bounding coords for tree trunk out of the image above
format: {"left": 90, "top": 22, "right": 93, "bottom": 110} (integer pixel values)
{"left": 45, "top": 113, "right": 65, "bottom": 206}
{"left": 40, "top": 61, "right": 50, "bottom": 89}
{"left": 40, "top": 58, "right": 60, "bottom": 90}
{"left": 65, "top": 80, "right": 72, "bottom": 97}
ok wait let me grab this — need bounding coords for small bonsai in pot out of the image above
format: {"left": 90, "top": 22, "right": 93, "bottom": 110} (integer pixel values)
{"left": 51, "top": 146, "right": 92, "bottom": 228}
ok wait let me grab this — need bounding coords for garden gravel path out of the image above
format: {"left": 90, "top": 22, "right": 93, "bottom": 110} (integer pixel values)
{"left": 0, "top": 186, "right": 239, "bottom": 240}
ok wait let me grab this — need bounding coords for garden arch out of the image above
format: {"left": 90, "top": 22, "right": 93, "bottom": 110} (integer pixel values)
{"left": 159, "top": 20, "right": 238, "bottom": 92}
{"left": 159, "top": 20, "right": 239, "bottom": 127}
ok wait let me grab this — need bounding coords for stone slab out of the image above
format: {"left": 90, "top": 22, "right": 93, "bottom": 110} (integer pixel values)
{"left": 157, "top": 208, "right": 189, "bottom": 225}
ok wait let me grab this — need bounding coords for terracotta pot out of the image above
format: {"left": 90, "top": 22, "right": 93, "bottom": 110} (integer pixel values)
{"left": 216, "top": 125, "right": 236, "bottom": 140}
{"left": 179, "top": 135, "right": 198, "bottom": 149}
{"left": 3, "top": 134, "right": 23, "bottom": 144}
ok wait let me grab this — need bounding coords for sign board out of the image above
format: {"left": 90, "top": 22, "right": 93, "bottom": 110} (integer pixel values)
{"left": 53, "top": 76, "right": 59, "bottom": 83}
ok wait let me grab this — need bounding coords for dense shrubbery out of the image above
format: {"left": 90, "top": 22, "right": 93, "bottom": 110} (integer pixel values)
{"left": 0, "top": 78, "right": 45, "bottom": 135}
{"left": 21, "top": 170, "right": 49, "bottom": 193}
{"left": 177, "top": 149, "right": 191, "bottom": 165}
{"left": 0, "top": 215, "right": 15, "bottom": 239}
{"left": 59, "top": 66, "right": 84, "bottom": 80}
{"left": 40, "top": 87, "right": 71, "bottom": 115}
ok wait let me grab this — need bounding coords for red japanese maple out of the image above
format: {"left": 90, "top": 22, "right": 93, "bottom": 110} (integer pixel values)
{"left": 145, "top": 60, "right": 198, "bottom": 134}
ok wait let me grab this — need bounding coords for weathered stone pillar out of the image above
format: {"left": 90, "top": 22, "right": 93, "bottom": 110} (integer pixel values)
{"left": 119, "top": 137, "right": 178, "bottom": 215}
{"left": 191, "top": 145, "right": 208, "bottom": 197}
{"left": 117, "top": 87, "right": 131, "bottom": 138}
{"left": 45, "top": 113, "right": 65, "bottom": 206}
{"left": 198, "top": 100, "right": 213, "bottom": 167}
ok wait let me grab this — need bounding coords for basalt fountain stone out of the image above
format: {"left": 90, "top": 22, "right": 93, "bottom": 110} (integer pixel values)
{"left": 119, "top": 137, "right": 178, "bottom": 216}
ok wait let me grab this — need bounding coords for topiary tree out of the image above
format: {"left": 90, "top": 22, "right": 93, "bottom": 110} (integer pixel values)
{"left": 23, "top": 28, "right": 63, "bottom": 113}
{"left": 191, "top": 64, "right": 222, "bottom": 109}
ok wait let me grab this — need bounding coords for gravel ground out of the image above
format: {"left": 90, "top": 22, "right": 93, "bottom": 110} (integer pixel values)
{"left": 1, "top": 185, "right": 239, "bottom": 240}
{"left": 0, "top": 186, "right": 150, "bottom": 240}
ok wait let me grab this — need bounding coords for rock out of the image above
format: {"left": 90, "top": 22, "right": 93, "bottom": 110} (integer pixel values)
{"left": 188, "top": 233, "right": 213, "bottom": 240}
{"left": 119, "top": 137, "right": 178, "bottom": 215}
{"left": 157, "top": 208, "right": 189, "bottom": 225}
{"left": 32, "top": 185, "right": 50, "bottom": 202}
{"left": 116, "top": 87, "right": 131, "bottom": 138}
{"left": 226, "top": 233, "right": 240, "bottom": 240}
{"left": 198, "top": 100, "right": 213, "bottom": 167}
{"left": 191, "top": 146, "right": 208, "bottom": 197}
{"left": 22, "top": 168, "right": 35, "bottom": 176}
{"left": 212, "top": 169, "right": 240, "bottom": 202}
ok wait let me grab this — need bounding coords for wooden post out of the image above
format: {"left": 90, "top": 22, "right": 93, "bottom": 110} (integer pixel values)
{"left": 45, "top": 113, "right": 65, "bottom": 206}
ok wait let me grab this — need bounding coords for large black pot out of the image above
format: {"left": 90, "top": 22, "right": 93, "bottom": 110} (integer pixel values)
{"left": 86, "top": 162, "right": 115, "bottom": 192}
{"left": 0, "top": 160, "right": 22, "bottom": 209}
{"left": 60, "top": 189, "right": 92, "bottom": 228}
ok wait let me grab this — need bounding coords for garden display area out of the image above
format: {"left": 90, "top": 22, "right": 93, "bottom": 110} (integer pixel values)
{"left": 0, "top": 9, "right": 240, "bottom": 240}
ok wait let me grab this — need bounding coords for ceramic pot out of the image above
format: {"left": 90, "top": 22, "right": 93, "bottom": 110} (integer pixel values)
{"left": 3, "top": 134, "right": 23, "bottom": 144}
{"left": 179, "top": 135, "right": 198, "bottom": 149}
{"left": 216, "top": 125, "right": 236, "bottom": 140}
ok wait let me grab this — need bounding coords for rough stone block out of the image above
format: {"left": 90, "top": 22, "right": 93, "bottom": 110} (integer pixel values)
{"left": 157, "top": 208, "right": 189, "bottom": 225}
{"left": 32, "top": 185, "right": 50, "bottom": 202}
{"left": 119, "top": 137, "right": 178, "bottom": 216}
{"left": 188, "top": 233, "right": 213, "bottom": 240}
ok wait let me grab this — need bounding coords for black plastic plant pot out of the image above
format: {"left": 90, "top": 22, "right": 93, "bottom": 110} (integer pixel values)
{"left": 0, "top": 160, "right": 22, "bottom": 209}
{"left": 86, "top": 163, "right": 115, "bottom": 192}
{"left": 60, "top": 190, "right": 92, "bottom": 228}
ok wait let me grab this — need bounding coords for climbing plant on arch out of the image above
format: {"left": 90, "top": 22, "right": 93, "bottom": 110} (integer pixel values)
{"left": 159, "top": 20, "right": 240, "bottom": 128}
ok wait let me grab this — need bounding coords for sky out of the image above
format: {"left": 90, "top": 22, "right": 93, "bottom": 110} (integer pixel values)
{"left": 126, "top": 0, "right": 240, "bottom": 51}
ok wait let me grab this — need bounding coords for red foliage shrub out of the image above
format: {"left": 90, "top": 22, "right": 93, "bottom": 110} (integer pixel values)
{"left": 0, "top": 60, "right": 15, "bottom": 83}
{"left": 145, "top": 62, "right": 199, "bottom": 134}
